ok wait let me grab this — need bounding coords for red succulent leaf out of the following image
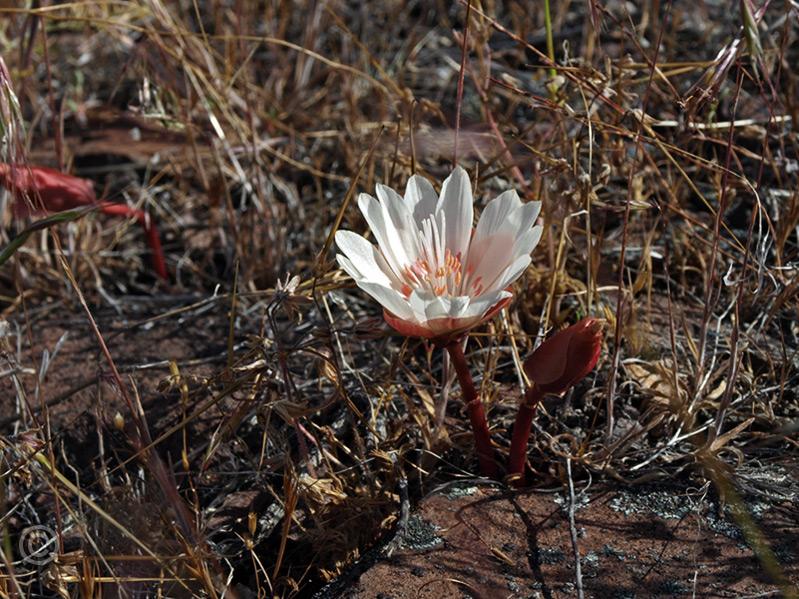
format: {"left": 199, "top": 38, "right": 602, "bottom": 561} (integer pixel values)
{"left": 0, "top": 163, "right": 169, "bottom": 280}
{"left": 523, "top": 317, "right": 603, "bottom": 394}
{"left": 0, "top": 164, "right": 96, "bottom": 216}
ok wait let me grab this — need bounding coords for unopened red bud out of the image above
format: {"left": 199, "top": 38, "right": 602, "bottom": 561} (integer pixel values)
{"left": 524, "top": 317, "right": 603, "bottom": 395}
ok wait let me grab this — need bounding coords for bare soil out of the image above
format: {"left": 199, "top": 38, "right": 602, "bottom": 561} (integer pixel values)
{"left": 340, "top": 484, "right": 798, "bottom": 599}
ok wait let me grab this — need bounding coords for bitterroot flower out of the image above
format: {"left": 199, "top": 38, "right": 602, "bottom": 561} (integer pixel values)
{"left": 335, "top": 166, "right": 541, "bottom": 341}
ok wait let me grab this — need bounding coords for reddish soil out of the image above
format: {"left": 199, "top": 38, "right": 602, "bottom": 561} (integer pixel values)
{"left": 4, "top": 309, "right": 797, "bottom": 598}
{"left": 344, "top": 485, "right": 798, "bottom": 599}
{"left": 0, "top": 305, "right": 227, "bottom": 432}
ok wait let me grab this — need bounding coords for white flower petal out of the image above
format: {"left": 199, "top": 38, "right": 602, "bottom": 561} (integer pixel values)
{"left": 407, "top": 290, "right": 456, "bottom": 319}
{"left": 356, "top": 281, "right": 414, "bottom": 320}
{"left": 474, "top": 189, "right": 522, "bottom": 241}
{"left": 408, "top": 289, "right": 437, "bottom": 319}
{"left": 460, "top": 289, "right": 512, "bottom": 319}
{"left": 336, "top": 254, "right": 364, "bottom": 282}
{"left": 475, "top": 191, "right": 541, "bottom": 247}
{"left": 375, "top": 183, "right": 411, "bottom": 227}
{"left": 512, "top": 226, "right": 543, "bottom": 261}
{"left": 448, "top": 295, "right": 471, "bottom": 317}
{"left": 376, "top": 183, "right": 421, "bottom": 259}
{"left": 404, "top": 174, "right": 438, "bottom": 225}
{"left": 335, "top": 230, "right": 398, "bottom": 287}
{"left": 436, "top": 166, "right": 473, "bottom": 260}
{"left": 492, "top": 254, "right": 532, "bottom": 292}
{"left": 423, "top": 296, "right": 452, "bottom": 321}
{"left": 515, "top": 200, "right": 542, "bottom": 237}
{"left": 357, "top": 192, "right": 409, "bottom": 277}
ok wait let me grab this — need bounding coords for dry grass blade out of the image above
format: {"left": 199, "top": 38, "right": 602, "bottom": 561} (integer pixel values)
{"left": 0, "top": 206, "right": 97, "bottom": 266}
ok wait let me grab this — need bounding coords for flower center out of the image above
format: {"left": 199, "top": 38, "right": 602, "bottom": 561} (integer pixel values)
{"left": 401, "top": 249, "right": 463, "bottom": 297}
{"left": 394, "top": 212, "right": 486, "bottom": 299}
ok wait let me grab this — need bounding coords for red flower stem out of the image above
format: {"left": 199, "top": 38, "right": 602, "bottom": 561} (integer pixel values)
{"left": 99, "top": 202, "right": 168, "bottom": 280}
{"left": 445, "top": 341, "right": 498, "bottom": 478}
{"left": 143, "top": 217, "right": 168, "bottom": 281}
{"left": 508, "top": 384, "right": 545, "bottom": 486}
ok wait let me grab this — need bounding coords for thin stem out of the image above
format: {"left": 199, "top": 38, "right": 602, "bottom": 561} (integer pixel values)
{"left": 453, "top": 0, "right": 472, "bottom": 167}
{"left": 566, "top": 457, "right": 585, "bottom": 599}
{"left": 543, "top": 0, "right": 556, "bottom": 80}
{"left": 507, "top": 385, "right": 544, "bottom": 486}
{"left": 445, "top": 341, "right": 497, "bottom": 478}
{"left": 98, "top": 203, "right": 168, "bottom": 280}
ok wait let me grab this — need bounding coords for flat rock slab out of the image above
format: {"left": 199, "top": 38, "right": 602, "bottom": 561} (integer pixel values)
{"left": 345, "top": 484, "right": 798, "bottom": 598}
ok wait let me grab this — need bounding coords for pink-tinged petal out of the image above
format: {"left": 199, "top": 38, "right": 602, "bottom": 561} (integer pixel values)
{"left": 515, "top": 225, "right": 543, "bottom": 258}
{"left": 404, "top": 174, "right": 438, "bottom": 225}
{"left": 335, "top": 230, "right": 399, "bottom": 287}
{"left": 474, "top": 191, "right": 541, "bottom": 248}
{"left": 480, "top": 226, "right": 541, "bottom": 293}
{"left": 462, "top": 231, "right": 516, "bottom": 293}
{"left": 464, "top": 224, "right": 540, "bottom": 295}
{"left": 514, "top": 200, "right": 542, "bottom": 237}
{"left": 436, "top": 166, "right": 473, "bottom": 261}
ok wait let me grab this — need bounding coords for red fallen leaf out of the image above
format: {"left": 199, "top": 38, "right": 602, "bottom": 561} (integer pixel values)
{"left": 523, "top": 317, "right": 603, "bottom": 395}
{"left": 0, "top": 164, "right": 168, "bottom": 280}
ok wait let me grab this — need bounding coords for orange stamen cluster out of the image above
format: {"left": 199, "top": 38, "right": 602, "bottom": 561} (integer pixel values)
{"left": 401, "top": 249, "right": 463, "bottom": 297}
